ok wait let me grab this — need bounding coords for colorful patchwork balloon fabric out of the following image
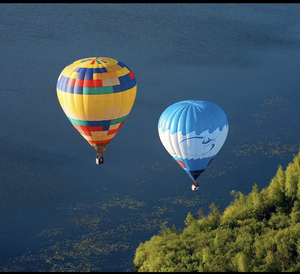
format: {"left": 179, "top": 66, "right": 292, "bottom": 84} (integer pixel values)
{"left": 158, "top": 100, "right": 228, "bottom": 181}
{"left": 57, "top": 57, "right": 137, "bottom": 153}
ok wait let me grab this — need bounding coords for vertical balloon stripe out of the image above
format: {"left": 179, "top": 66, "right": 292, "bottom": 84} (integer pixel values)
{"left": 164, "top": 108, "right": 178, "bottom": 159}
{"left": 174, "top": 107, "right": 186, "bottom": 158}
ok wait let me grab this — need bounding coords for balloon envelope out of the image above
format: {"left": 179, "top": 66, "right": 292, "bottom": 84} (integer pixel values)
{"left": 158, "top": 100, "right": 228, "bottom": 181}
{"left": 57, "top": 57, "right": 137, "bottom": 154}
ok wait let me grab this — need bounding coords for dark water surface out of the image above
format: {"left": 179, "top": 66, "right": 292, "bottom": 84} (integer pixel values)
{"left": 1, "top": 3, "right": 300, "bottom": 272}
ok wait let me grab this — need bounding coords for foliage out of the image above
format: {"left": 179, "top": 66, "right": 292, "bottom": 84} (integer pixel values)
{"left": 133, "top": 150, "right": 300, "bottom": 272}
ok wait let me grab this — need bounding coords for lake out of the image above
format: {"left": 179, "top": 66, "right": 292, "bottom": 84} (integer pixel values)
{"left": 1, "top": 3, "right": 300, "bottom": 272}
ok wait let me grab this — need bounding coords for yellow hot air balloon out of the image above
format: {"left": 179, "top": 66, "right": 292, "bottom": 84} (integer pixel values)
{"left": 56, "top": 57, "right": 137, "bottom": 164}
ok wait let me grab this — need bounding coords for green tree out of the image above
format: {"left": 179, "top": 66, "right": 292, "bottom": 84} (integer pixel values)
{"left": 285, "top": 158, "right": 299, "bottom": 201}
{"left": 290, "top": 200, "right": 300, "bottom": 224}
{"left": 184, "top": 212, "right": 197, "bottom": 227}
{"left": 233, "top": 252, "right": 251, "bottom": 272}
{"left": 265, "top": 250, "right": 281, "bottom": 272}
{"left": 276, "top": 164, "right": 286, "bottom": 193}
{"left": 134, "top": 147, "right": 300, "bottom": 272}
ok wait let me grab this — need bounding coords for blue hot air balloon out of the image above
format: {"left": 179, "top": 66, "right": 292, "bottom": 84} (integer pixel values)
{"left": 158, "top": 100, "right": 229, "bottom": 191}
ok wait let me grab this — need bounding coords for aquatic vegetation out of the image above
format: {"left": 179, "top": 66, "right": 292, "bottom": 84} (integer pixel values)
{"left": 1, "top": 94, "right": 300, "bottom": 272}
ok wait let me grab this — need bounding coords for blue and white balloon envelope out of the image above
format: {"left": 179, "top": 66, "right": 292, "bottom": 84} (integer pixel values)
{"left": 158, "top": 100, "right": 229, "bottom": 182}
